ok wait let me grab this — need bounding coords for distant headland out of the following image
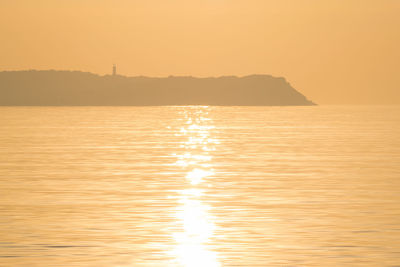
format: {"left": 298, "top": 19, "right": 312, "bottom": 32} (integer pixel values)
{"left": 0, "top": 70, "right": 315, "bottom": 106}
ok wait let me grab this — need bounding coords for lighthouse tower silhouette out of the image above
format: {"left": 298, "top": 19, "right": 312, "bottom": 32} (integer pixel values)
{"left": 112, "top": 64, "right": 117, "bottom": 76}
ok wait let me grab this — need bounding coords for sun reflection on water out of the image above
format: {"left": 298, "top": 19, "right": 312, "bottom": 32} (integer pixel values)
{"left": 186, "top": 168, "right": 214, "bottom": 185}
{"left": 170, "top": 107, "right": 220, "bottom": 267}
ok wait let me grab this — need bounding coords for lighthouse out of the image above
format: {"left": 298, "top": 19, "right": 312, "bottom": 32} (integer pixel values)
{"left": 112, "top": 64, "right": 117, "bottom": 76}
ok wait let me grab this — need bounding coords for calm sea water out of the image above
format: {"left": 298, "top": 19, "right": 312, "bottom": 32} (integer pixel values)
{"left": 0, "top": 106, "right": 399, "bottom": 267}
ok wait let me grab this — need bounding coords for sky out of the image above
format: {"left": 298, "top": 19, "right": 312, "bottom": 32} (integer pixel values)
{"left": 0, "top": 0, "right": 399, "bottom": 104}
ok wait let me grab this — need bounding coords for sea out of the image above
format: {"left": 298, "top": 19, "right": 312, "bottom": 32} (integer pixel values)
{"left": 0, "top": 106, "right": 399, "bottom": 266}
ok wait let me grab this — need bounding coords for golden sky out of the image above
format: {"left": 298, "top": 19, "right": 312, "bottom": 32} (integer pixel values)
{"left": 1, "top": 0, "right": 399, "bottom": 104}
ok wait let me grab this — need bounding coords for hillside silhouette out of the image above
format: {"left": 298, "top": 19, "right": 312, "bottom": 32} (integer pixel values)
{"left": 0, "top": 70, "right": 315, "bottom": 106}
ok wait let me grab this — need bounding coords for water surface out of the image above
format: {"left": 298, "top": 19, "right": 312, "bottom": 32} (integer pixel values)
{"left": 0, "top": 106, "right": 399, "bottom": 266}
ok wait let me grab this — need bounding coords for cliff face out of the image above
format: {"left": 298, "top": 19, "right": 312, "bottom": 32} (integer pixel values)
{"left": 0, "top": 71, "right": 315, "bottom": 106}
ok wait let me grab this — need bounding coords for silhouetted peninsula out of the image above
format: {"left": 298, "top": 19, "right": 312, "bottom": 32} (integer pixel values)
{"left": 0, "top": 70, "right": 315, "bottom": 106}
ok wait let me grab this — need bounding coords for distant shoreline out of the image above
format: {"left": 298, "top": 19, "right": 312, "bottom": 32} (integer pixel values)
{"left": 0, "top": 70, "right": 315, "bottom": 106}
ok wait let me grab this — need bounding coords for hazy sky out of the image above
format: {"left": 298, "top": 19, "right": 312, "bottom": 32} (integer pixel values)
{"left": 1, "top": 0, "right": 399, "bottom": 104}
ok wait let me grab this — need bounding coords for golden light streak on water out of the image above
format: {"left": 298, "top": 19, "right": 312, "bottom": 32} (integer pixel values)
{"left": 171, "top": 106, "right": 220, "bottom": 267}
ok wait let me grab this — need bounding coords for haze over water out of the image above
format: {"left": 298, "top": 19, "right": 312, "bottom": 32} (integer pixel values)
{"left": 0, "top": 106, "right": 400, "bottom": 266}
